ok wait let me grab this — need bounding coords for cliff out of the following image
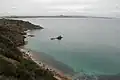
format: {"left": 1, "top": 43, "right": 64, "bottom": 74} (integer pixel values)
{"left": 0, "top": 19, "right": 56, "bottom": 80}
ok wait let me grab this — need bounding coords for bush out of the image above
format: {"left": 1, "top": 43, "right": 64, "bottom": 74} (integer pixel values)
{"left": 0, "top": 56, "right": 17, "bottom": 76}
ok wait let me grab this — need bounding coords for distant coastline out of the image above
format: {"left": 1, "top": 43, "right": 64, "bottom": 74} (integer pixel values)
{"left": 1, "top": 15, "right": 113, "bottom": 19}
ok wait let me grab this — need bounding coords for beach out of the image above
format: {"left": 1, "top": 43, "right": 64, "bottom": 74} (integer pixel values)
{"left": 19, "top": 46, "right": 72, "bottom": 80}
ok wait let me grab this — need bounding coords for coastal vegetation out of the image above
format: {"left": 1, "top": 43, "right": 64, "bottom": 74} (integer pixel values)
{"left": 0, "top": 19, "right": 57, "bottom": 80}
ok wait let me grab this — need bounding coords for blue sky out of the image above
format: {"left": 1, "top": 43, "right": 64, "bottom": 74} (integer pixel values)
{"left": 0, "top": 0, "right": 120, "bottom": 17}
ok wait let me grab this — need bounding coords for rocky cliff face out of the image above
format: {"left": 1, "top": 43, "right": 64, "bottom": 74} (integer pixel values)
{"left": 0, "top": 19, "right": 56, "bottom": 80}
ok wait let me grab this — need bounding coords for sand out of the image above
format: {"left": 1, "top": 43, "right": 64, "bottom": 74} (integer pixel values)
{"left": 19, "top": 47, "right": 72, "bottom": 80}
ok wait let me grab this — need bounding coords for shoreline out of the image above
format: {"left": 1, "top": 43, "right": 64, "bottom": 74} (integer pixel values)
{"left": 2, "top": 18, "right": 120, "bottom": 80}
{"left": 0, "top": 19, "right": 58, "bottom": 80}
{"left": 22, "top": 27, "right": 120, "bottom": 80}
{"left": 19, "top": 46, "right": 72, "bottom": 80}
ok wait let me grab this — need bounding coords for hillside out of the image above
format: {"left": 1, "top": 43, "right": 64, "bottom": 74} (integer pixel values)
{"left": 0, "top": 19, "right": 57, "bottom": 80}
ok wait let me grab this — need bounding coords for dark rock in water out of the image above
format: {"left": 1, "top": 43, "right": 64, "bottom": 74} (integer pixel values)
{"left": 28, "top": 35, "right": 35, "bottom": 37}
{"left": 56, "top": 35, "right": 63, "bottom": 40}
{"left": 51, "top": 35, "right": 63, "bottom": 40}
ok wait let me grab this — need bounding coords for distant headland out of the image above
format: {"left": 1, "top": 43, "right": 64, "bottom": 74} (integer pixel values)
{"left": 1, "top": 15, "right": 113, "bottom": 19}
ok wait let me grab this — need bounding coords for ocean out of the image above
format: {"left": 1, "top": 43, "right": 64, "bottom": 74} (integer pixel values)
{"left": 17, "top": 18, "right": 120, "bottom": 75}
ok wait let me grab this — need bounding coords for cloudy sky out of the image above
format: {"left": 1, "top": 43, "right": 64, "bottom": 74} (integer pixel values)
{"left": 0, "top": 0, "right": 120, "bottom": 17}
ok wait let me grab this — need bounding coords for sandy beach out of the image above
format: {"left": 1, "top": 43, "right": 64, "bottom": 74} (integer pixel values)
{"left": 19, "top": 47, "right": 72, "bottom": 80}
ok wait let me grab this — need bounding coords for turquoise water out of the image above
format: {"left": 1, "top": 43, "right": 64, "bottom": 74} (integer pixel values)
{"left": 22, "top": 18, "right": 120, "bottom": 75}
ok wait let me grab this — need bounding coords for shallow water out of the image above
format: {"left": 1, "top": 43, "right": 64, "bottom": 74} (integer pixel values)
{"left": 19, "top": 18, "right": 120, "bottom": 75}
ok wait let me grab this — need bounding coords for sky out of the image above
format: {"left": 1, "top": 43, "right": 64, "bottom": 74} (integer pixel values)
{"left": 0, "top": 0, "right": 120, "bottom": 17}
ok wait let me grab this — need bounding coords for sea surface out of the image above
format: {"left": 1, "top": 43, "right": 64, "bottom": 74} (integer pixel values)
{"left": 16, "top": 18, "right": 120, "bottom": 75}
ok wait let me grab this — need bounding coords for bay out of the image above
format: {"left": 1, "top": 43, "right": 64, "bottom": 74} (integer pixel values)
{"left": 18, "top": 18, "right": 120, "bottom": 75}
